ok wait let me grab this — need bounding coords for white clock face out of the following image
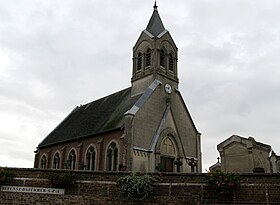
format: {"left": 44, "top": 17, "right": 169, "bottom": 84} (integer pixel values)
{"left": 164, "top": 84, "right": 172, "bottom": 94}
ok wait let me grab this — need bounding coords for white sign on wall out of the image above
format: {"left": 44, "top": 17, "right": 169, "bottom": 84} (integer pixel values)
{"left": 1, "top": 186, "right": 65, "bottom": 195}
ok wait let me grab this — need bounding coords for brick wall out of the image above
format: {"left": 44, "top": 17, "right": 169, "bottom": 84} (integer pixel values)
{"left": 1, "top": 168, "right": 280, "bottom": 204}
{"left": 35, "top": 129, "right": 124, "bottom": 171}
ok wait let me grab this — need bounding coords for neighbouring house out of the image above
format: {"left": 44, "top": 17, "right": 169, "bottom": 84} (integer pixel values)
{"left": 211, "top": 134, "right": 280, "bottom": 173}
{"left": 269, "top": 151, "right": 280, "bottom": 173}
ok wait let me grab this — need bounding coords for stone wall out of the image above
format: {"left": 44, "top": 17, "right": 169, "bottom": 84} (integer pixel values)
{"left": 0, "top": 168, "right": 280, "bottom": 204}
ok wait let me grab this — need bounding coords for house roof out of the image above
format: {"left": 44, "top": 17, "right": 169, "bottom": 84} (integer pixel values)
{"left": 217, "top": 135, "right": 271, "bottom": 152}
{"left": 146, "top": 2, "right": 165, "bottom": 37}
{"left": 38, "top": 87, "right": 141, "bottom": 148}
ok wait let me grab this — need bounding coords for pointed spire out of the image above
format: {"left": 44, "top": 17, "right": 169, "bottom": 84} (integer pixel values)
{"left": 146, "top": 2, "right": 165, "bottom": 37}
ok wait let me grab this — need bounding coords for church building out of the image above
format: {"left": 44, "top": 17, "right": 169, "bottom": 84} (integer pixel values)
{"left": 34, "top": 3, "right": 202, "bottom": 173}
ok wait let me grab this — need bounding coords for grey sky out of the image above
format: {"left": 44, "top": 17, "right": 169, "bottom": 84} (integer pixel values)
{"left": 0, "top": 0, "right": 280, "bottom": 171}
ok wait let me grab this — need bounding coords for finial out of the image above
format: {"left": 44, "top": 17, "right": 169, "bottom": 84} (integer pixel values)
{"left": 154, "top": 1, "right": 158, "bottom": 11}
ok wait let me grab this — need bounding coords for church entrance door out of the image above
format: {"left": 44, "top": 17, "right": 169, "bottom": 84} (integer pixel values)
{"left": 160, "top": 156, "right": 174, "bottom": 172}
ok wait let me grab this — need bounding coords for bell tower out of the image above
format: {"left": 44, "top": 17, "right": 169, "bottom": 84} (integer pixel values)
{"left": 131, "top": 2, "right": 179, "bottom": 96}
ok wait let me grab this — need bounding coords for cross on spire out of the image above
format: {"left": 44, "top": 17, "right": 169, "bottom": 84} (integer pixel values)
{"left": 154, "top": 1, "right": 158, "bottom": 11}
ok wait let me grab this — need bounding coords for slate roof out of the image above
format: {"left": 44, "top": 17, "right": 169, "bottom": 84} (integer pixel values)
{"left": 146, "top": 2, "right": 165, "bottom": 37}
{"left": 38, "top": 87, "right": 141, "bottom": 148}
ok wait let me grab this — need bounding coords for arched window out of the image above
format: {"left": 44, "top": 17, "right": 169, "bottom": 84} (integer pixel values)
{"left": 137, "top": 53, "right": 142, "bottom": 71}
{"left": 145, "top": 49, "right": 151, "bottom": 68}
{"left": 68, "top": 149, "right": 76, "bottom": 170}
{"left": 168, "top": 53, "right": 174, "bottom": 72}
{"left": 161, "top": 137, "right": 176, "bottom": 156}
{"left": 86, "top": 146, "right": 96, "bottom": 171}
{"left": 160, "top": 136, "right": 177, "bottom": 172}
{"left": 40, "top": 155, "right": 47, "bottom": 169}
{"left": 160, "top": 49, "right": 165, "bottom": 68}
{"left": 53, "top": 152, "right": 60, "bottom": 169}
{"left": 106, "top": 142, "right": 118, "bottom": 171}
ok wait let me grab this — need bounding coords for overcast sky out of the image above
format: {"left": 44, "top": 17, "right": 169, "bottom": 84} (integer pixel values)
{"left": 0, "top": 0, "right": 280, "bottom": 171}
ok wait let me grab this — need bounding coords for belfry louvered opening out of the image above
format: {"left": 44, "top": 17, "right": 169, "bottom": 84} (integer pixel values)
{"left": 145, "top": 49, "right": 151, "bottom": 68}
{"left": 160, "top": 49, "right": 165, "bottom": 68}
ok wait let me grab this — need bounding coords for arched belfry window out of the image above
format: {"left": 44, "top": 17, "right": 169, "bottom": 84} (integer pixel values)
{"left": 168, "top": 53, "right": 174, "bottom": 72}
{"left": 53, "top": 152, "right": 60, "bottom": 169}
{"left": 86, "top": 146, "right": 96, "bottom": 171}
{"left": 68, "top": 149, "right": 76, "bottom": 170}
{"left": 40, "top": 155, "right": 47, "bottom": 169}
{"left": 137, "top": 53, "right": 142, "bottom": 71}
{"left": 106, "top": 142, "right": 119, "bottom": 171}
{"left": 160, "top": 49, "right": 165, "bottom": 68}
{"left": 145, "top": 49, "right": 151, "bottom": 68}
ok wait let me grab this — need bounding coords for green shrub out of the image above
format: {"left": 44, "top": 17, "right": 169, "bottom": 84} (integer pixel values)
{"left": 117, "top": 174, "right": 159, "bottom": 199}
{"left": 0, "top": 169, "right": 15, "bottom": 183}
{"left": 205, "top": 171, "right": 240, "bottom": 194}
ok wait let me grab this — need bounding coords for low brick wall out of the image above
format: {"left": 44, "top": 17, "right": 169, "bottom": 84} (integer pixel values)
{"left": 0, "top": 168, "right": 280, "bottom": 204}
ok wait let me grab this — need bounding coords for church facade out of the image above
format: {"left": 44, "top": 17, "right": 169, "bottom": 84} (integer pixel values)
{"left": 34, "top": 4, "right": 202, "bottom": 173}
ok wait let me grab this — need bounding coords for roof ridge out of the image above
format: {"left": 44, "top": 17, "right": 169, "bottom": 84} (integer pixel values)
{"left": 37, "top": 87, "right": 141, "bottom": 148}
{"left": 81, "top": 87, "right": 131, "bottom": 107}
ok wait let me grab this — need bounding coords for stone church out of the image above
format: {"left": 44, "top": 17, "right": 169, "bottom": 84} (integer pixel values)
{"left": 34, "top": 3, "right": 202, "bottom": 173}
